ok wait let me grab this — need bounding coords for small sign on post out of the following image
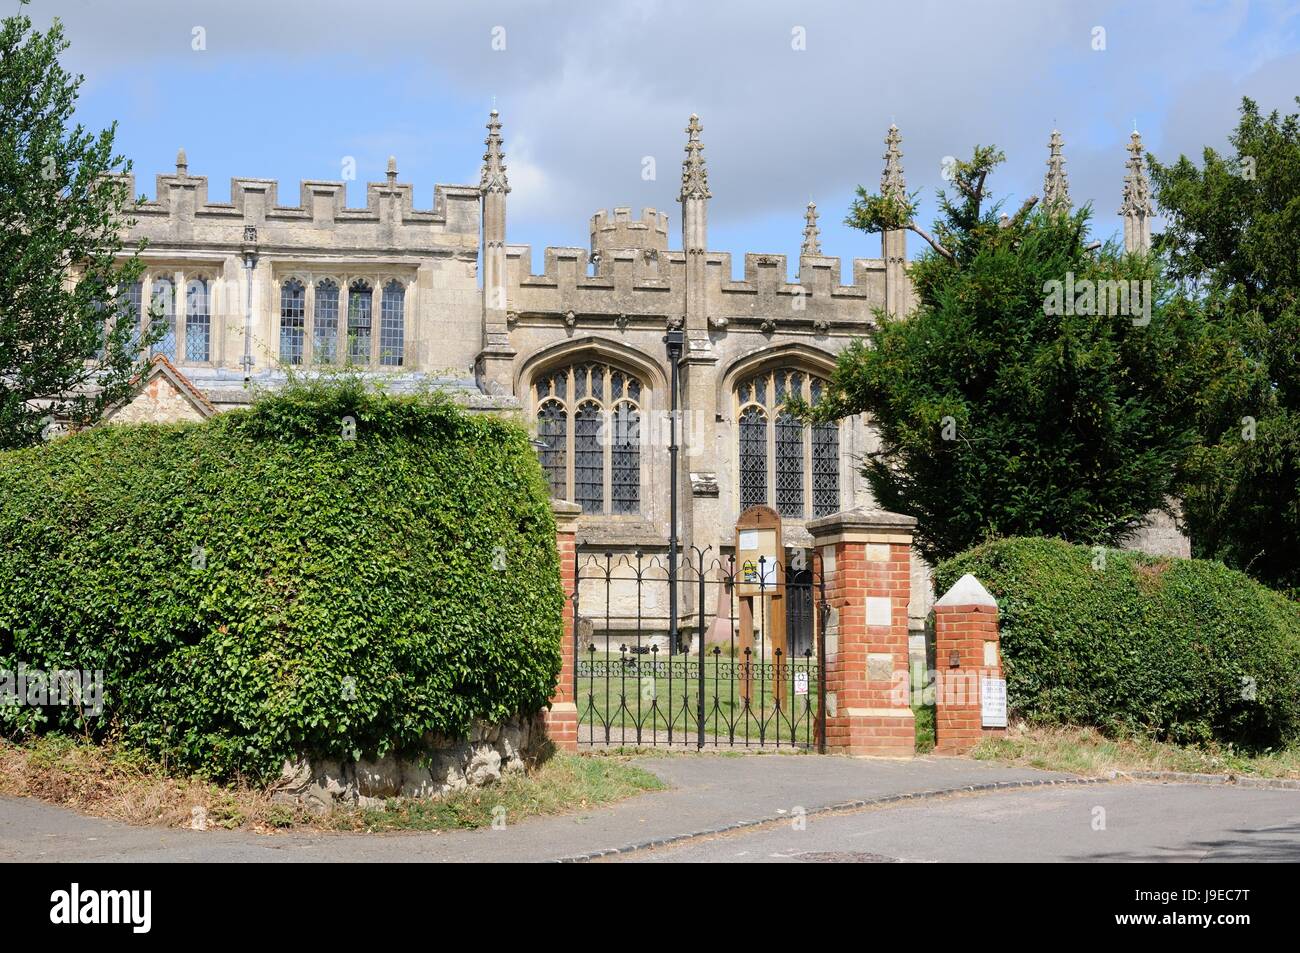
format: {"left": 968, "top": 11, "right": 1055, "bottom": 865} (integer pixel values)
{"left": 980, "top": 676, "right": 1007, "bottom": 728}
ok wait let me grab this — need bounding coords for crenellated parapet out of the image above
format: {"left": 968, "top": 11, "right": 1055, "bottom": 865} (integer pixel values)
{"left": 500, "top": 239, "right": 886, "bottom": 335}
{"left": 589, "top": 207, "right": 670, "bottom": 277}
{"left": 119, "top": 154, "right": 480, "bottom": 257}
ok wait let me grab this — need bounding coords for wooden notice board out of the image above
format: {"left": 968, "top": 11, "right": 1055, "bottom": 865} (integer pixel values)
{"left": 734, "top": 505, "right": 786, "bottom": 705}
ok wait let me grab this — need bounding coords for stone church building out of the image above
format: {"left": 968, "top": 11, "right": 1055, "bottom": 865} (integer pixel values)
{"left": 109, "top": 113, "right": 1176, "bottom": 643}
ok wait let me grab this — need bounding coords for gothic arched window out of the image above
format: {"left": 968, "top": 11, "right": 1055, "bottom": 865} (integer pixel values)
{"left": 736, "top": 367, "right": 840, "bottom": 519}
{"left": 346, "top": 279, "right": 372, "bottom": 364}
{"left": 150, "top": 277, "right": 176, "bottom": 360}
{"left": 117, "top": 280, "right": 143, "bottom": 351}
{"left": 184, "top": 277, "right": 211, "bottom": 362}
{"left": 533, "top": 361, "right": 644, "bottom": 515}
{"left": 379, "top": 280, "right": 405, "bottom": 366}
{"left": 314, "top": 279, "right": 339, "bottom": 363}
{"left": 280, "top": 278, "right": 306, "bottom": 365}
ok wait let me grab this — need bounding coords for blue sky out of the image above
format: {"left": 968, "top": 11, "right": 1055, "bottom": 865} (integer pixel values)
{"left": 29, "top": 0, "right": 1300, "bottom": 281}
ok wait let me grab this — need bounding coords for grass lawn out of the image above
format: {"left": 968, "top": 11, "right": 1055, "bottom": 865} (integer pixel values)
{"left": 972, "top": 724, "right": 1300, "bottom": 780}
{"left": 0, "top": 734, "right": 665, "bottom": 833}
{"left": 577, "top": 649, "right": 820, "bottom": 745}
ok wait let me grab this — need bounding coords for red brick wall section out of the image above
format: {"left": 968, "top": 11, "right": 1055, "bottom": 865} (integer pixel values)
{"left": 933, "top": 601, "right": 1002, "bottom": 754}
{"left": 543, "top": 503, "right": 580, "bottom": 752}
{"left": 811, "top": 512, "right": 916, "bottom": 757}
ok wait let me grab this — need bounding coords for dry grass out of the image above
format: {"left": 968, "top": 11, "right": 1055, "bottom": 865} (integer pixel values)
{"left": 0, "top": 734, "right": 664, "bottom": 834}
{"left": 972, "top": 722, "right": 1300, "bottom": 779}
{"left": 0, "top": 734, "right": 305, "bottom": 832}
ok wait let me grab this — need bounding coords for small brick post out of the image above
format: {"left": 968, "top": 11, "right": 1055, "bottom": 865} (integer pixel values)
{"left": 806, "top": 507, "right": 917, "bottom": 756}
{"left": 544, "top": 500, "right": 582, "bottom": 752}
{"left": 933, "top": 573, "right": 1003, "bottom": 754}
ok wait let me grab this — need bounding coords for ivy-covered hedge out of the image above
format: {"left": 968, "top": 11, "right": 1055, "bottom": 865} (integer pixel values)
{"left": 0, "top": 378, "right": 564, "bottom": 781}
{"left": 935, "top": 537, "right": 1300, "bottom": 748}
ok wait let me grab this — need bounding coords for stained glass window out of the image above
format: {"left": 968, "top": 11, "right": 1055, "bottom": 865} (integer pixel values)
{"left": 379, "top": 280, "right": 404, "bottom": 366}
{"left": 280, "top": 279, "right": 305, "bottom": 365}
{"left": 314, "top": 279, "right": 339, "bottom": 363}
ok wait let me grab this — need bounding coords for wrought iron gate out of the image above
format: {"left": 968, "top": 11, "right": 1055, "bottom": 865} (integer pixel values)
{"left": 573, "top": 549, "right": 827, "bottom": 750}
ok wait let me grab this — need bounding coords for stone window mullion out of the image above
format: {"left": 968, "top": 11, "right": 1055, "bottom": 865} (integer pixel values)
{"left": 174, "top": 269, "right": 185, "bottom": 361}
{"left": 303, "top": 277, "right": 315, "bottom": 366}
{"left": 369, "top": 280, "right": 380, "bottom": 367}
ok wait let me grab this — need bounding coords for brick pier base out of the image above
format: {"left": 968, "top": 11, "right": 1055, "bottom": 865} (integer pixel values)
{"left": 933, "top": 574, "right": 1003, "bottom": 755}
{"left": 543, "top": 500, "right": 581, "bottom": 751}
{"left": 807, "top": 507, "right": 917, "bottom": 757}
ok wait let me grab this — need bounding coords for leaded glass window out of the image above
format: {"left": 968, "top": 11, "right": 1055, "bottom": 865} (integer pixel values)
{"left": 347, "top": 280, "right": 372, "bottom": 364}
{"left": 736, "top": 366, "right": 839, "bottom": 518}
{"left": 112, "top": 280, "right": 143, "bottom": 354}
{"left": 775, "top": 411, "right": 804, "bottom": 516}
{"left": 184, "top": 278, "right": 211, "bottom": 362}
{"left": 150, "top": 277, "right": 175, "bottom": 359}
{"left": 739, "top": 407, "right": 768, "bottom": 511}
{"left": 574, "top": 402, "right": 603, "bottom": 514}
{"left": 611, "top": 401, "right": 640, "bottom": 514}
{"left": 537, "top": 400, "right": 567, "bottom": 497}
{"left": 280, "top": 279, "right": 306, "bottom": 365}
{"left": 379, "top": 280, "right": 404, "bottom": 366}
{"left": 812, "top": 421, "right": 839, "bottom": 517}
{"left": 314, "top": 279, "right": 339, "bottom": 363}
{"left": 531, "top": 360, "right": 646, "bottom": 515}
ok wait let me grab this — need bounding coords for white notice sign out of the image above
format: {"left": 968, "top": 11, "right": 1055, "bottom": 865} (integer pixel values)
{"left": 980, "top": 676, "right": 1007, "bottom": 728}
{"left": 794, "top": 672, "right": 809, "bottom": 696}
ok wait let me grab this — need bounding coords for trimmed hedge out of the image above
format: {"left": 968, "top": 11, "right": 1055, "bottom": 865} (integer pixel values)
{"left": 0, "top": 378, "right": 564, "bottom": 781}
{"left": 935, "top": 537, "right": 1300, "bottom": 748}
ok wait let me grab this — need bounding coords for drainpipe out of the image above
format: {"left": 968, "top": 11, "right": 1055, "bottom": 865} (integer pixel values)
{"left": 240, "top": 226, "right": 259, "bottom": 384}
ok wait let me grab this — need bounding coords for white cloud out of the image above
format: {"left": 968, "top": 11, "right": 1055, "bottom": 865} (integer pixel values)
{"left": 29, "top": 0, "right": 1300, "bottom": 258}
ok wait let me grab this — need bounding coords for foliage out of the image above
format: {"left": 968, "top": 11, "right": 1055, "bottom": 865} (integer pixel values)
{"left": 1151, "top": 96, "right": 1300, "bottom": 594}
{"left": 0, "top": 379, "right": 564, "bottom": 782}
{"left": 936, "top": 537, "right": 1300, "bottom": 748}
{"left": 0, "top": 3, "right": 155, "bottom": 450}
{"left": 806, "top": 147, "right": 1210, "bottom": 564}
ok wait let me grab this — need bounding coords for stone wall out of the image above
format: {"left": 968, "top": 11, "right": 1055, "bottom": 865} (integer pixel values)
{"left": 273, "top": 712, "right": 549, "bottom": 812}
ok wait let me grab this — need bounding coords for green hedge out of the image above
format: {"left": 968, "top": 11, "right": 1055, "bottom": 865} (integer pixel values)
{"left": 935, "top": 537, "right": 1300, "bottom": 748}
{"left": 0, "top": 377, "right": 564, "bottom": 781}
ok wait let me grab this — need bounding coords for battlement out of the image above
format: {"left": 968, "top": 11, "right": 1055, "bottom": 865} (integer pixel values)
{"left": 118, "top": 154, "right": 481, "bottom": 254}
{"left": 590, "top": 207, "right": 670, "bottom": 257}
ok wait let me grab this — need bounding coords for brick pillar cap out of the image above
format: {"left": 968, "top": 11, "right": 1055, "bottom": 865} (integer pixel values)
{"left": 806, "top": 505, "right": 917, "bottom": 537}
{"left": 935, "top": 573, "right": 998, "bottom": 609}
{"left": 552, "top": 499, "right": 581, "bottom": 529}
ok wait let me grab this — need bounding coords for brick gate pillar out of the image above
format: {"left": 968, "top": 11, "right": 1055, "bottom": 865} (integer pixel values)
{"left": 544, "top": 500, "right": 582, "bottom": 752}
{"left": 807, "top": 507, "right": 916, "bottom": 756}
{"left": 933, "top": 574, "right": 1002, "bottom": 755}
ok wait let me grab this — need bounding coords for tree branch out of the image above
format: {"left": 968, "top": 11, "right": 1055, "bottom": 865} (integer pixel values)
{"left": 1007, "top": 194, "right": 1040, "bottom": 229}
{"left": 909, "top": 223, "right": 955, "bottom": 261}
